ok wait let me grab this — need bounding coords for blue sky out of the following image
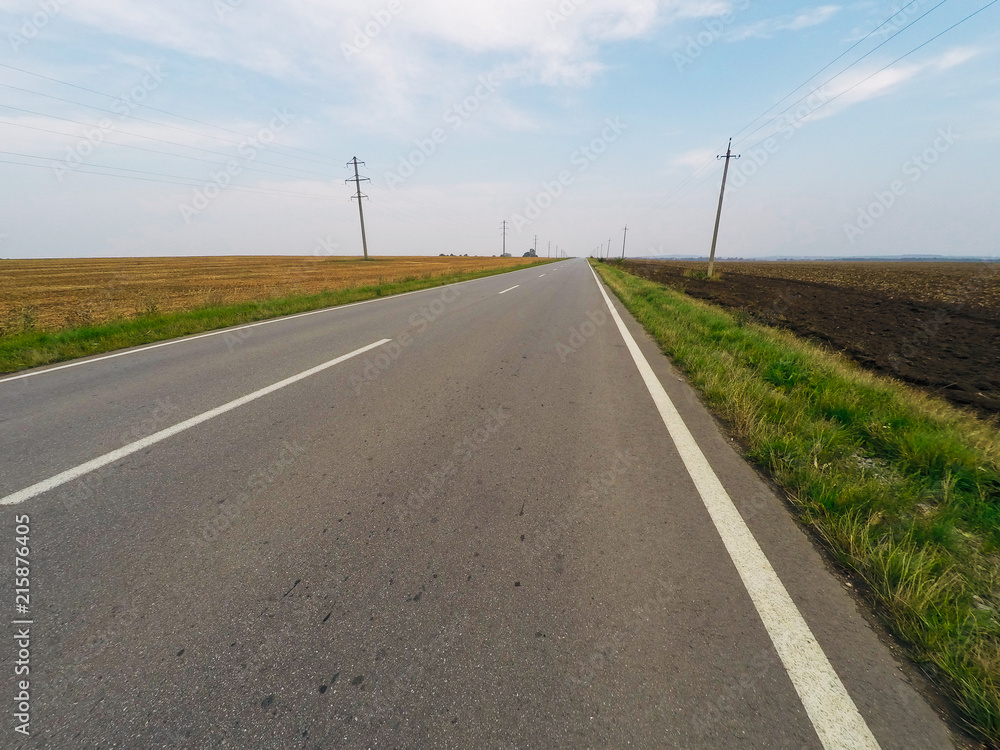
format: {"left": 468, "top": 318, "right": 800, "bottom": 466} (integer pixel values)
{"left": 1, "top": 0, "right": 998, "bottom": 259}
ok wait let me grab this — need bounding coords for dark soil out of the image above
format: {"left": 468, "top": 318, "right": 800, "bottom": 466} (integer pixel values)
{"left": 619, "top": 260, "right": 1000, "bottom": 421}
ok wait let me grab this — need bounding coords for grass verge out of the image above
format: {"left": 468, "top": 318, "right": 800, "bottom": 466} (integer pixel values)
{"left": 594, "top": 259, "right": 1000, "bottom": 744}
{"left": 0, "top": 260, "right": 556, "bottom": 374}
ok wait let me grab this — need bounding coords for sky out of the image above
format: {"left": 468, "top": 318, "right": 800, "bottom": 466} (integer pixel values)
{"left": 0, "top": 0, "right": 998, "bottom": 260}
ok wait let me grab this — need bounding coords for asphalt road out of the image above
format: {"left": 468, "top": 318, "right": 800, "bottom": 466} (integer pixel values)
{"left": 0, "top": 258, "right": 958, "bottom": 748}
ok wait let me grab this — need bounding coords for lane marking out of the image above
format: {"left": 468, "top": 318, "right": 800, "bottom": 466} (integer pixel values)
{"left": 588, "top": 265, "right": 880, "bottom": 750}
{"left": 0, "top": 339, "right": 391, "bottom": 506}
{"left": 498, "top": 285, "right": 520, "bottom": 294}
{"left": 0, "top": 264, "right": 554, "bottom": 386}
{"left": 538, "top": 274, "right": 546, "bottom": 277}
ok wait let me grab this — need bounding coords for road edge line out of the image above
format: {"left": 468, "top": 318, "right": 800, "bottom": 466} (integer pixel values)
{"left": 588, "top": 263, "right": 880, "bottom": 750}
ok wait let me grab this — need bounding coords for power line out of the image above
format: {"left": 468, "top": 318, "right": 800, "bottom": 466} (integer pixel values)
{"left": 0, "top": 157, "right": 333, "bottom": 198}
{"left": 734, "top": 0, "right": 954, "bottom": 149}
{"left": 635, "top": 157, "right": 721, "bottom": 223}
{"left": 0, "top": 103, "right": 337, "bottom": 179}
{"left": 640, "top": 0, "right": 993, "bottom": 223}
{"left": 740, "top": 0, "right": 998, "bottom": 153}
{"left": 0, "top": 148, "right": 333, "bottom": 195}
{"left": 730, "top": 0, "right": 930, "bottom": 142}
{"left": 0, "top": 82, "right": 340, "bottom": 173}
{"left": 0, "top": 61, "right": 342, "bottom": 166}
{"left": 0, "top": 119, "right": 341, "bottom": 185}
{"left": 364, "top": 181, "right": 466, "bottom": 227}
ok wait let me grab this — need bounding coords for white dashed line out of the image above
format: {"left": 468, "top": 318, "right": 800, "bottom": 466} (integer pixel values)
{"left": 0, "top": 266, "right": 546, "bottom": 385}
{"left": 0, "top": 340, "right": 391, "bottom": 506}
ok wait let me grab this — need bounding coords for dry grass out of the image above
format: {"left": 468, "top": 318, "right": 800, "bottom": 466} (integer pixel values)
{"left": 642, "top": 260, "right": 1000, "bottom": 313}
{"left": 0, "top": 255, "right": 540, "bottom": 334}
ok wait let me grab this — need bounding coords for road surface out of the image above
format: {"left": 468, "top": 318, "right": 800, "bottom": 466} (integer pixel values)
{"left": 0, "top": 258, "right": 957, "bottom": 748}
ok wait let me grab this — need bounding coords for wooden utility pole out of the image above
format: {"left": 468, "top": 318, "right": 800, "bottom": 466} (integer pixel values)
{"left": 708, "top": 139, "right": 739, "bottom": 278}
{"left": 347, "top": 157, "right": 370, "bottom": 259}
{"left": 621, "top": 225, "right": 628, "bottom": 259}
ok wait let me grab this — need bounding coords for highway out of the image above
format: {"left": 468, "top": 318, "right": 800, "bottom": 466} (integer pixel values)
{"left": 0, "top": 258, "right": 957, "bottom": 748}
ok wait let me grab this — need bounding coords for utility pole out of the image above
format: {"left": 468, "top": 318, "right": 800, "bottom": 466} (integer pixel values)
{"left": 621, "top": 225, "right": 628, "bottom": 259}
{"left": 501, "top": 220, "right": 507, "bottom": 256}
{"left": 346, "top": 157, "right": 370, "bottom": 260}
{"left": 708, "top": 139, "right": 740, "bottom": 278}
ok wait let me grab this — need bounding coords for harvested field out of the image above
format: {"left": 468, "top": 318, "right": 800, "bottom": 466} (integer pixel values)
{"left": 0, "top": 255, "right": 539, "bottom": 334}
{"left": 620, "top": 260, "right": 1000, "bottom": 420}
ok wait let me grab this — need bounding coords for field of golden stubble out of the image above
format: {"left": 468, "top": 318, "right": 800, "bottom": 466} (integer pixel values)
{"left": 0, "top": 255, "right": 543, "bottom": 334}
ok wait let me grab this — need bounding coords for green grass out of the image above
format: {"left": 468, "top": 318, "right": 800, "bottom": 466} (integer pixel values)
{"left": 0, "top": 260, "right": 556, "bottom": 374}
{"left": 594, "top": 259, "right": 1000, "bottom": 743}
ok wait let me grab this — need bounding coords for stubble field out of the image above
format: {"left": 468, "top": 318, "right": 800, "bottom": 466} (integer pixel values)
{"left": 0, "top": 255, "right": 541, "bottom": 335}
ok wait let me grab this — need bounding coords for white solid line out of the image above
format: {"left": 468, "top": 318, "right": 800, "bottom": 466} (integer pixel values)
{"left": 0, "top": 339, "right": 391, "bottom": 506}
{"left": 588, "top": 265, "right": 880, "bottom": 750}
{"left": 0, "top": 265, "right": 544, "bottom": 386}
{"left": 498, "top": 285, "right": 520, "bottom": 294}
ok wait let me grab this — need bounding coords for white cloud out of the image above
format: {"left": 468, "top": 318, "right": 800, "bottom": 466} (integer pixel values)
{"left": 934, "top": 46, "right": 980, "bottom": 71}
{"left": 1, "top": 1, "right": 729, "bottom": 116}
{"left": 728, "top": 4, "right": 840, "bottom": 41}
{"left": 673, "top": 147, "right": 717, "bottom": 168}
{"left": 801, "top": 47, "right": 981, "bottom": 123}
{"left": 786, "top": 5, "right": 840, "bottom": 30}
